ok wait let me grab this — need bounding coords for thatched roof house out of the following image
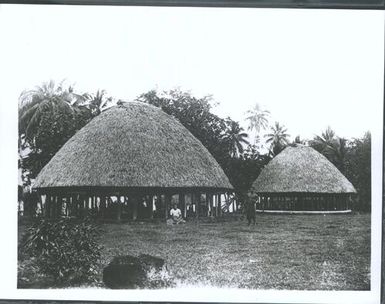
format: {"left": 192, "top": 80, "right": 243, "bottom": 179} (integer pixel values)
{"left": 251, "top": 144, "right": 356, "bottom": 213}
{"left": 34, "top": 102, "right": 233, "bottom": 219}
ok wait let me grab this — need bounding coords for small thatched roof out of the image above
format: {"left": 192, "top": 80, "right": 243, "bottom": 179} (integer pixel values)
{"left": 251, "top": 144, "right": 356, "bottom": 194}
{"left": 34, "top": 102, "right": 233, "bottom": 192}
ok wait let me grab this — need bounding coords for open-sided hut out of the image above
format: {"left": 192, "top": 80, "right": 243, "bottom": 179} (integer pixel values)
{"left": 250, "top": 144, "right": 356, "bottom": 213}
{"left": 33, "top": 102, "right": 233, "bottom": 219}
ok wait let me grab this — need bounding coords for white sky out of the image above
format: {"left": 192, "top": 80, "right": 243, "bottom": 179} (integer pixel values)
{"left": 0, "top": 5, "right": 383, "bottom": 141}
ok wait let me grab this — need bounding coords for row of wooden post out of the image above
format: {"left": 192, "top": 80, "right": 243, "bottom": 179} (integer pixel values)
{"left": 256, "top": 195, "right": 352, "bottom": 211}
{"left": 41, "top": 192, "right": 224, "bottom": 219}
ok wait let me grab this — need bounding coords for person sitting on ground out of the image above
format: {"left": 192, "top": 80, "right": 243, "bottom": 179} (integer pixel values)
{"left": 169, "top": 203, "right": 185, "bottom": 224}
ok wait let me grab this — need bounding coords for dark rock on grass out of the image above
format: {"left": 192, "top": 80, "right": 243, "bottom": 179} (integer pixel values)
{"left": 103, "top": 254, "right": 167, "bottom": 289}
{"left": 138, "top": 254, "right": 165, "bottom": 271}
{"left": 103, "top": 256, "right": 147, "bottom": 289}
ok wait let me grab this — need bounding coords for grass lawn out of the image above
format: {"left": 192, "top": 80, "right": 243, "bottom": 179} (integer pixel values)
{"left": 18, "top": 213, "right": 370, "bottom": 290}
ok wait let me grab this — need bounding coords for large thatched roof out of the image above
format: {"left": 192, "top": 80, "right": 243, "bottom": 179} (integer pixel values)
{"left": 34, "top": 102, "right": 233, "bottom": 191}
{"left": 251, "top": 145, "right": 356, "bottom": 194}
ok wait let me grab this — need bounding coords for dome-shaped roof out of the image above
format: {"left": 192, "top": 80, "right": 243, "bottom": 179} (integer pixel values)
{"left": 34, "top": 102, "right": 233, "bottom": 191}
{"left": 251, "top": 144, "right": 356, "bottom": 193}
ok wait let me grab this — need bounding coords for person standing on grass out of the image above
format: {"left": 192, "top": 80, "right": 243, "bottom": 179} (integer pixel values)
{"left": 169, "top": 203, "right": 185, "bottom": 224}
{"left": 245, "top": 196, "right": 256, "bottom": 226}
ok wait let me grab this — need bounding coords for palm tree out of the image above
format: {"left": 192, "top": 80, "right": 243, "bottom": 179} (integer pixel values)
{"left": 265, "top": 122, "right": 290, "bottom": 156}
{"left": 223, "top": 119, "right": 249, "bottom": 157}
{"left": 310, "top": 127, "right": 347, "bottom": 171}
{"left": 310, "top": 126, "right": 336, "bottom": 155}
{"left": 19, "top": 80, "right": 88, "bottom": 140}
{"left": 292, "top": 135, "right": 306, "bottom": 145}
{"left": 245, "top": 103, "right": 270, "bottom": 144}
{"left": 329, "top": 137, "right": 348, "bottom": 172}
{"left": 86, "top": 90, "right": 115, "bottom": 116}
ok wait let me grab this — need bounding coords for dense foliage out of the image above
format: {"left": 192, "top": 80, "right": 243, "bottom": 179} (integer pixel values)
{"left": 20, "top": 217, "right": 102, "bottom": 286}
{"left": 18, "top": 82, "right": 113, "bottom": 184}
{"left": 309, "top": 128, "right": 371, "bottom": 211}
{"left": 136, "top": 89, "right": 269, "bottom": 201}
{"left": 344, "top": 132, "right": 371, "bottom": 211}
{"left": 18, "top": 82, "right": 372, "bottom": 212}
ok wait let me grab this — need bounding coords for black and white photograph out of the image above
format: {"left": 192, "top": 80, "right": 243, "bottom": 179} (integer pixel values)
{"left": 0, "top": 3, "right": 383, "bottom": 303}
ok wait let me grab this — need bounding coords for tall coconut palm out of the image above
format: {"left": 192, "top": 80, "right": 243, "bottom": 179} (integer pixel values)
{"left": 19, "top": 80, "right": 88, "bottom": 140}
{"left": 223, "top": 120, "right": 250, "bottom": 157}
{"left": 245, "top": 103, "right": 270, "bottom": 144}
{"left": 265, "top": 121, "right": 290, "bottom": 156}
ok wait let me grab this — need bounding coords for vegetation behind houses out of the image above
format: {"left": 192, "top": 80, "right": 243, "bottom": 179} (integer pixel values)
{"left": 18, "top": 81, "right": 372, "bottom": 212}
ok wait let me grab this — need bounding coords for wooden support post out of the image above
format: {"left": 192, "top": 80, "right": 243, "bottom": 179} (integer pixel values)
{"left": 132, "top": 196, "right": 138, "bottom": 221}
{"left": 205, "top": 193, "right": 210, "bottom": 217}
{"left": 49, "top": 195, "right": 53, "bottom": 218}
{"left": 45, "top": 195, "right": 50, "bottom": 218}
{"left": 42, "top": 195, "right": 46, "bottom": 218}
{"left": 78, "top": 195, "right": 83, "bottom": 217}
{"left": 149, "top": 195, "right": 154, "bottom": 220}
{"left": 115, "top": 196, "right": 121, "bottom": 221}
{"left": 153, "top": 194, "right": 159, "bottom": 219}
{"left": 100, "top": 196, "right": 105, "bottom": 218}
{"left": 52, "top": 196, "right": 57, "bottom": 218}
{"left": 179, "top": 193, "right": 186, "bottom": 218}
{"left": 72, "top": 195, "right": 75, "bottom": 217}
{"left": 73, "top": 195, "right": 77, "bottom": 217}
{"left": 55, "top": 195, "right": 59, "bottom": 218}
{"left": 50, "top": 196, "right": 55, "bottom": 218}
{"left": 71, "top": 196, "right": 74, "bottom": 216}
{"left": 214, "top": 194, "right": 218, "bottom": 217}
{"left": 195, "top": 193, "right": 199, "bottom": 219}
{"left": 57, "top": 195, "right": 62, "bottom": 218}
{"left": 208, "top": 194, "right": 213, "bottom": 216}
{"left": 84, "top": 196, "right": 89, "bottom": 217}
{"left": 65, "top": 196, "right": 70, "bottom": 216}
{"left": 165, "top": 193, "right": 171, "bottom": 219}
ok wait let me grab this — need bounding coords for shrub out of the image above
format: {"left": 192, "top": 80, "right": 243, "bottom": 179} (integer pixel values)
{"left": 20, "top": 217, "right": 102, "bottom": 286}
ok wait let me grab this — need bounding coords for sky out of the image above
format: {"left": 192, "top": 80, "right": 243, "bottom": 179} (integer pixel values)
{"left": 0, "top": 5, "right": 383, "bottom": 142}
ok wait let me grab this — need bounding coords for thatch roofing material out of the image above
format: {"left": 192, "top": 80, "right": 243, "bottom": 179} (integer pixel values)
{"left": 251, "top": 145, "right": 356, "bottom": 194}
{"left": 34, "top": 102, "right": 233, "bottom": 191}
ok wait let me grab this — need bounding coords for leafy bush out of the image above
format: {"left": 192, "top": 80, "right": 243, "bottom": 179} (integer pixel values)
{"left": 20, "top": 217, "right": 102, "bottom": 286}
